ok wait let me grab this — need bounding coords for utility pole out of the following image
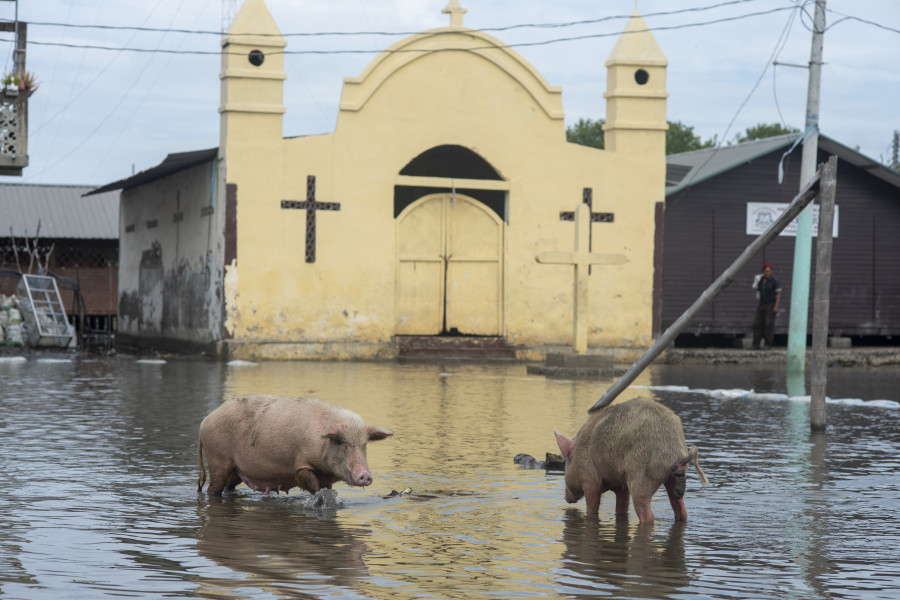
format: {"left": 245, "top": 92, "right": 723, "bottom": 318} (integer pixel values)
{"left": 892, "top": 130, "right": 899, "bottom": 171}
{"left": 786, "top": 0, "right": 826, "bottom": 377}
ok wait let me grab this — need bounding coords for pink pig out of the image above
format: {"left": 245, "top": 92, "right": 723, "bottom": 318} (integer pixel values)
{"left": 198, "top": 395, "right": 393, "bottom": 496}
{"left": 554, "top": 397, "right": 709, "bottom": 522}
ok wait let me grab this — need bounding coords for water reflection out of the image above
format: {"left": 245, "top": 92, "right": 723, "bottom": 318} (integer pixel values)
{"left": 798, "top": 431, "right": 830, "bottom": 600}
{"left": 0, "top": 357, "right": 898, "bottom": 599}
{"left": 558, "top": 509, "right": 688, "bottom": 598}
{"left": 195, "top": 498, "right": 371, "bottom": 598}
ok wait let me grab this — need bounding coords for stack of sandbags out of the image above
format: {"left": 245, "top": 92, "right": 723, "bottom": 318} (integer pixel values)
{"left": 1, "top": 294, "right": 24, "bottom": 346}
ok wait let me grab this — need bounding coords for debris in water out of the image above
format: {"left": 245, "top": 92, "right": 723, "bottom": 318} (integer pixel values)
{"left": 226, "top": 360, "right": 258, "bottom": 367}
{"left": 513, "top": 453, "right": 565, "bottom": 472}
{"left": 384, "top": 488, "right": 479, "bottom": 501}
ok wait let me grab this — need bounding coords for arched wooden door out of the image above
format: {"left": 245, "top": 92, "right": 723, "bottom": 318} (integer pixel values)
{"left": 396, "top": 194, "right": 503, "bottom": 335}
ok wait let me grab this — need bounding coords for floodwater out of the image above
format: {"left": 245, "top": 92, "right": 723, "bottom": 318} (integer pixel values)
{"left": 1, "top": 356, "right": 898, "bottom": 599}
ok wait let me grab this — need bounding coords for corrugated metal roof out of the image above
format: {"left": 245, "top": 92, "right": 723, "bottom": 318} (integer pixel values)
{"left": 665, "top": 133, "right": 900, "bottom": 195}
{"left": 1, "top": 183, "right": 119, "bottom": 239}
{"left": 87, "top": 147, "right": 218, "bottom": 195}
{"left": 665, "top": 134, "right": 797, "bottom": 194}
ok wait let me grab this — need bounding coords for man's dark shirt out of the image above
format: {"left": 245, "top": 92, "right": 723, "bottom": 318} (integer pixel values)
{"left": 757, "top": 276, "right": 780, "bottom": 304}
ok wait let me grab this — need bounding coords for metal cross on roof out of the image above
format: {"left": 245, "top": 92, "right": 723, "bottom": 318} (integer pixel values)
{"left": 281, "top": 175, "right": 341, "bottom": 263}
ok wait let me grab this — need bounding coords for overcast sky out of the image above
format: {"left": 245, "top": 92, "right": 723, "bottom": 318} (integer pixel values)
{"left": 1, "top": 0, "right": 897, "bottom": 186}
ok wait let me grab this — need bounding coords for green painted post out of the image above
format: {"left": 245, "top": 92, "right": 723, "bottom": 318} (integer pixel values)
{"left": 787, "top": 0, "right": 826, "bottom": 376}
{"left": 787, "top": 208, "right": 813, "bottom": 375}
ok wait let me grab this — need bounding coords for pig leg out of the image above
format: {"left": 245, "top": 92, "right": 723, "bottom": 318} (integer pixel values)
{"left": 205, "top": 455, "right": 240, "bottom": 496}
{"left": 628, "top": 480, "right": 657, "bottom": 522}
{"left": 583, "top": 479, "right": 604, "bottom": 515}
{"left": 664, "top": 477, "right": 688, "bottom": 521}
{"left": 295, "top": 468, "right": 320, "bottom": 494}
{"left": 223, "top": 470, "right": 242, "bottom": 492}
{"left": 613, "top": 488, "right": 630, "bottom": 516}
{"left": 632, "top": 497, "right": 655, "bottom": 522}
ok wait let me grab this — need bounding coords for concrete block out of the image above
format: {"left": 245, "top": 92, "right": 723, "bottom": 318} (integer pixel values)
{"left": 828, "top": 336, "right": 852, "bottom": 348}
{"left": 545, "top": 353, "right": 613, "bottom": 368}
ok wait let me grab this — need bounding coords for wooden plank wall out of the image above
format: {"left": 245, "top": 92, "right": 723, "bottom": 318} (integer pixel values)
{"left": 662, "top": 148, "right": 900, "bottom": 338}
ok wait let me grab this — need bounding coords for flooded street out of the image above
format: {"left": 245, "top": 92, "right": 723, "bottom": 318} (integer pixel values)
{"left": 1, "top": 356, "right": 898, "bottom": 599}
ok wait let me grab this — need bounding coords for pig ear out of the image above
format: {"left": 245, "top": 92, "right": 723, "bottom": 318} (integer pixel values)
{"left": 554, "top": 431, "right": 575, "bottom": 459}
{"left": 367, "top": 425, "right": 393, "bottom": 441}
{"left": 322, "top": 422, "right": 346, "bottom": 441}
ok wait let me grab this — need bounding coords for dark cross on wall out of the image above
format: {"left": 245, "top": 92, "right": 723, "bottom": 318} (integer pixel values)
{"left": 559, "top": 188, "right": 614, "bottom": 274}
{"left": 281, "top": 175, "right": 341, "bottom": 263}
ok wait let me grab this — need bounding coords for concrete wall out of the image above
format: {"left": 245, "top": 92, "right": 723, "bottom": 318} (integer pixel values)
{"left": 108, "top": 2, "right": 668, "bottom": 360}
{"left": 118, "top": 160, "right": 225, "bottom": 349}
{"left": 217, "top": 6, "right": 667, "bottom": 360}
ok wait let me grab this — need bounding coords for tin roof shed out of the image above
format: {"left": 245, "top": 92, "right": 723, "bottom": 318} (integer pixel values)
{"left": 1, "top": 183, "right": 119, "bottom": 239}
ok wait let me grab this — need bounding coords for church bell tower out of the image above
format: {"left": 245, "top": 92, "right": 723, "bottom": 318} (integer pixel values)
{"left": 219, "top": 0, "right": 286, "bottom": 172}
{"left": 603, "top": 10, "right": 668, "bottom": 157}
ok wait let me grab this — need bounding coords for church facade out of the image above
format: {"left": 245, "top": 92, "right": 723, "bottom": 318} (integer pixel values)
{"left": 109, "top": 0, "right": 669, "bottom": 360}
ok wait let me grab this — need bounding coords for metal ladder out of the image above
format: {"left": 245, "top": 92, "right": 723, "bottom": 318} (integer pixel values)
{"left": 16, "top": 274, "right": 74, "bottom": 346}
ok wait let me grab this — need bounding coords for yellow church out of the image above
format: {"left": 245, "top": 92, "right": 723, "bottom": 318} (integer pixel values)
{"left": 98, "top": 0, "right": 669, "bottom": 361}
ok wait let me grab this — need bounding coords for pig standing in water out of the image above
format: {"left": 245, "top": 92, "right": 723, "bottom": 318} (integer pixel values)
{"left": 554, "top": 397, "right": 708, "bottom": 522}
{"left": 198, "top": 395, "right": 393, "bottom": 496}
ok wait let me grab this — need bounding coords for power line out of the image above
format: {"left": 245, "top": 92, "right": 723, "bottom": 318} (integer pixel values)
{"left": 825, "top": 12, "right": 900, "bottom": 34}
{"left": 772, "top": 1, "right": 805, "bottom": 130}
{"left": 4, "top": 4, "right": 897, "bottom": 57}
{"left": 4, "top": 7, "right": 800, "bottom": 56}
{"left": 2, "top": 1, "right": 771, "bottom": 38}
{"left": 674, "top": 3, "right": 806, "bottom": 198}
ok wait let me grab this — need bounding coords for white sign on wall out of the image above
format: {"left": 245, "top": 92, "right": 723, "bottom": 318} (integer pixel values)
{"left": 746, "top": 202, "right": 839, "bottom": 237}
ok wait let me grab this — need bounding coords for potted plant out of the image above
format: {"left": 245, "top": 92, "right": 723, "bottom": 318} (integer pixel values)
{"left": 19, "top": 71, "right": 38, "bottom": 97}
{"left": 2, "top": 73, "right": 19, "bottom": 97}
{"left": 2, "top": 72, "right": 38, "bottom": 98}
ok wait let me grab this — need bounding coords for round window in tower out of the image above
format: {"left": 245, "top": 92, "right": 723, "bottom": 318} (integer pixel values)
{"left": 634, "top": 69, "right": 649, "bottom": 85}
{"left": 248, "top": 50, "right": 265, "bottom": 67}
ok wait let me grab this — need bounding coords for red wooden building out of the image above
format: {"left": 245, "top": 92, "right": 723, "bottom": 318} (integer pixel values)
{"left": 1, "top": 183, "right": 119, "bottom": 338}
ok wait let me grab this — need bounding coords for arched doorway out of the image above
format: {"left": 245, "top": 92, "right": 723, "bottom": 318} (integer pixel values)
{"left": 396, "top": 193, "right": 503, "bottom": 335}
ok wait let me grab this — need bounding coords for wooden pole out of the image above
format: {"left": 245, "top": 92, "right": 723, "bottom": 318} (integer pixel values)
{"left": 809, "top": 155, "right": 838, "bottom": 431}
{"left": 589, "top": 161, "right": 828, "bottom": 413}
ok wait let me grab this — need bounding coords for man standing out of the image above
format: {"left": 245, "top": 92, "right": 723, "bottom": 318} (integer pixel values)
{"left": 752, "top": 263, "right": 781, "bottom": 350}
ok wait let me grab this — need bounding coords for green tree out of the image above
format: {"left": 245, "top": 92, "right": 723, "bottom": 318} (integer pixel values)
{"left": 565, "top": 118, "right": 716, "bottom": 154}
{"left": 666, "top": 120, "right": 715, "bottom": 154}
{"left": 566, "top": 117, "right": 605, "bottom": 149}
{"left": 734, "top": 122, "right": 799, "bottom": 143}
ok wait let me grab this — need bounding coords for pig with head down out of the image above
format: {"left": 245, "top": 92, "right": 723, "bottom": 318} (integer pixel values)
{"left": 198, "top": 395, "right": 393, "bottom": 496}
{"left": 554, "top": 396, "right": 708, "bottom": 522}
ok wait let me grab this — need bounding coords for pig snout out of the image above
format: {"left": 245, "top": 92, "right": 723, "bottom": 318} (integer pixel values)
{"left": 352, "top": 468, "right": 373, "bottom": 487}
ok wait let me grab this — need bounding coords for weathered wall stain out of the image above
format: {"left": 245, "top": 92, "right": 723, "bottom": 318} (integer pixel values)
{"left": 161, "top": 254, "right": 214, "bottom": 333}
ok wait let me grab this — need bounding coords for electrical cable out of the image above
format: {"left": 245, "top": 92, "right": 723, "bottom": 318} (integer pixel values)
{"left": 8, "top": 0, "right": 897, "bottom": 181}
{"left": 4, "top": 7, "right": 799, "bottom": 56}
{"left": 772, "top": 1, "right": 804, "bottom": 131}
{"left": 89, "top": 0, "right": 211, "bottom": 182}
{"left": 3, "top": 1, "right": 772, "bottom": 39}
{"left": 25, "top": 0, "right": 172, "bottom": 181}
{"left": 674, "top": 3, "right": 806, "bottom": 201}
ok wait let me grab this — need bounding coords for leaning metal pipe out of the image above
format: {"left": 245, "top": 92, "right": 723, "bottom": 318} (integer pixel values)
{"left": 589, "top": 160, "right": 828, "bottom": 413}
